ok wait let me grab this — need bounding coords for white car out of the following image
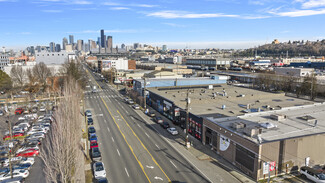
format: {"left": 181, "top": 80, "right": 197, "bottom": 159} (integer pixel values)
{"left": 300, "top": 166, "right": 325, "bottom": 183}
{"left": 39, "top": 106, "right": 46, "bottom": 112}
{"left": 2, "top": 157, "right": 34, "bottom": 167}
{"left": 27, "top": 129, "right": 46, "bottom": 135}
{"left": 132, "top": 104, "right": 140, "bottom": 110}
{"left": 167, "top": 128, "right": 178, "bottom": 135}
{"left": 93, "top": 162, "right": 106, "bottom": 179}
{"left": 27, "top": 133, "right": 45, "bottom": 139}
{"left": 0, "top": 169, "right": 29, "bottom": 181}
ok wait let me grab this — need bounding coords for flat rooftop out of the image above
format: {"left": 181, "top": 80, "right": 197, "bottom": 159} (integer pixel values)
{"left": 207, "top": 103, "right": 325, "bottom": 143}
{"left": 147, "top": 84, "right": 314, "bottom": 118}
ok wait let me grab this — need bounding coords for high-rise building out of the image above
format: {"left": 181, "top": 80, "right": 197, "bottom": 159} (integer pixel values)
{"left": 121, "top": 43, "right": 125, "bottom": 49}
{"left": 107, "top": 36, "right": 112, "bottom": 53}
{"left": 162, "top": 45, "right": 167, "bottom": 52}
{"left": 97, "top": 37, "right": 101, "bottom": 46}
{"left": 0, "top": 52, "right": 9, "bottom": 70}
{"left": 134, "top": 43, "right": 140, "bottom": 49}
{"left": 100, "top": 29, "right": 106, "bottom": 48}
{"left": 62, "top": 37, "right": 68, "bottom": 50}
{"left": 55, "top": 44, "right": 61, "bottom": 52}
{"left": 77, "top": 40, "right": 83, "bottom": 51}
{"left": 49, "top": 42, "right": 55, "bottom": 52}
{"left": 69, "top": 35, "right": 74, "bottom": 45}
{"left": 36, "top": 46, "right": 41, "bottom": 52}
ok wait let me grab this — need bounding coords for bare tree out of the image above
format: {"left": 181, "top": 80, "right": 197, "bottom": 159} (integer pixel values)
{"left": 33, "top": 62, "right": 52, "bottom": 87}
{"left": 10, "top": 65, "right": 25, "bottom": 88}
{"left": 40, "top": 78, "right": 83, "bottom": 183}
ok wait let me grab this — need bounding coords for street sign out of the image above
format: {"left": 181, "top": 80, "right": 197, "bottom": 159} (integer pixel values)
{"left": 263, "top": 162, "right": 269, "bottom": 175}
{"left": 269, "top": 161, "right": 276, "bottom": 171}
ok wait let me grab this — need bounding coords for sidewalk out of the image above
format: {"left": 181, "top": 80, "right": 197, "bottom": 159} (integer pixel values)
{"left": 134, "top": 107, "right": 256, "bottom": 183}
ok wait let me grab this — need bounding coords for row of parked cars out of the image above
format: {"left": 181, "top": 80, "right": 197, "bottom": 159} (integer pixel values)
{"left": 85, "top": 110, "right": 108, "bottom": 183}
{"left": 0, "top": 106, "right": 54, "bottom": 182}
{"left": 123, "top": 97, "right": 179, "bottom": 136}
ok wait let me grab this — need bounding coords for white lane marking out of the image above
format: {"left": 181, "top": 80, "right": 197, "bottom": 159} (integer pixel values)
{"left": 116, "top": 149, "right": 121, "bottom": 156}
{"left": 104, "top": 120, "right": 107, "bottom": 123}
{"left": 125, "top": 168, "right": 129, "bottom": 177}
{"left": 154, "top": 176, "right": 163, "bottom": 181}
{"left": 155, "top": 144, "right": 160, "bottom": 149}
{"left": 146, "top": 165, "right": 154, "bottom": 169}
{"left": 125, "top": 110, "right": 129, "bottom": 114}
{"left": 145, "top": 132, "right": 150, "bottom": 138}
{"left": 111, "top": 137, "right": 115, "bottom": 142}
{"left": 121, "top": 105, "right": 125, "bottom": 110}
{"left": 170, "top": 160, "right": 177, "bottom": 168}
{"left": 137, "top": 124, "right": 141, "bottom": 128}
{"left": 107, "top": 127, "right": 110, "bottom": 132}
{"left": 131, "top": 116, "right": 135, "bottom": 120}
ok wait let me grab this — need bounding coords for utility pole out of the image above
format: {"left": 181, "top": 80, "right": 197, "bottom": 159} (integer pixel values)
{"left": 185, "top": 89, "right": 190, "bottom": 148}
{"left": 143, "top": 77, "right": 147, "bottom": 111}
{"left": 115, "top": 68, "right": 119, "bottom": 90}
{"left": 5, "top": 105, "right": 13, "bottom": 179}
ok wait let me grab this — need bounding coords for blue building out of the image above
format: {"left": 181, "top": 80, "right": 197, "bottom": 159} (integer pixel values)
{"left": 289, "top": 62, "right": 325, "bottom": 69}
{"left": 133, "top": 75, "right": 228, "bottom": 96}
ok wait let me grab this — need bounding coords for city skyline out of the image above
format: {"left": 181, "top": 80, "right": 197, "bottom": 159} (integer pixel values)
{"left": 1, "top": 0, "right": 325, "bottom": 50}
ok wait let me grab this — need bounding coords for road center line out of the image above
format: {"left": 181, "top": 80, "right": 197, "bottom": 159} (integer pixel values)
{"left": 117, "top": 149, "right": 121, "bottom": 156}
{"left": 111, "top": 137, "right": 115, "bottom": 142}
{"left": 145, "top": 132, "right": 150, "bottom": 138}
{"left": 155, "top": 144, "right": 160, "bottom": 149}
{"left": 137, "top": 124, "right": 141, "bottom": 128}
{"left": 107, "top": 127, "right": 110, "bottom": 132}
{"left": 170, "top": 160, "right": 177, "bottom": 168}
{"left": 125, "top": 167, "right": 129, "bottom": 177}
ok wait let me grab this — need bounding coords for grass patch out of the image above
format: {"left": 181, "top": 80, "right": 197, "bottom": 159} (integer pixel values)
{"left": 82, "top": 132, "right": 87, "bottom": 139}
{"left": 85, "top": 169, "right": 93, "bottom": 183}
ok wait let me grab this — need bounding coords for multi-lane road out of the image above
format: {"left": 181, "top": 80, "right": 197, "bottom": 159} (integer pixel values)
{"left": 85, "top": 69, "right": 211, "bottom": 183}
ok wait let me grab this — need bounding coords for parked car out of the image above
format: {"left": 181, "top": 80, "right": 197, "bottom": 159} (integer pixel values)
{"left": 16, "top": 149, "right": 39, "bottom": 157}
{"left": 90, "top": 142, "right": 98, "bottom": 149}
{"left": 85, "top": 110, "right": 92, "bottom": 117}
{"left": 132, "top": 104, "right": 140, "bottom": 110}
{"left": 89, "top": 134, "right": 97, "bottom": 142}
{"left": 91, "top": 147, "right": 102, "bottom": 161}
{"left": 0, "top": 110, "right": 4, "bottom": 116}
{"left": 95, "top": 177, "right": 108, "bottom": 183}
{"left": 167, "top": 128, "right": 178, "bottom": 135}
{"left": 88, "top": 126, "right": 96, "bottom": 137}
{"left": 160, "top": 122, "right": 170, "bottom": 129}
{"left": 31, "top": 107, "right": 38, "bottom": 113}
{"left": 93, "top": 162, "right": 106, "bottom": 179}
{"left": 16, "top": 144, "right": 39, "bottom": 153}
{"left": 0, "top": 169, "right": 29, "bottom": 181}
{"left": 154, "top": 116, "right": 163, "bottom": 124}
{"left": 0, "top": 175, "right": 25, "bottom": 183}
{"left": 147, "top": 111, "right": 155, "bottom": 117}
{"left": 300, "top": 166, "right": 325, "bottom": 183}
{"left": 39, "top": 106, "right": 46, "bottom": 112}
{"left": 128, "top": 100, "right": 134, "bottom": 105}
{"left": 87, "top": 118, "right": 94, "bottom": 125}
{"left": 15, "top": 108, "right": 24, "bottom": 115}
{"left": 12, "top": 163, "right": 32, "bottom": 171}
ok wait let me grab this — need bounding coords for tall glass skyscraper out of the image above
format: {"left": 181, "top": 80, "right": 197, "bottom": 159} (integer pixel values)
{"left": 69, "top": 35, "right": 74, "bottom": 45}
{"left": 100, "top": 29, "right": 106, "bottom": 48}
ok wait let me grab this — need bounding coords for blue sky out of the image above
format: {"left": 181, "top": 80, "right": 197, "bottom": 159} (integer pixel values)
{"left": 1, "top": 0, "right": 325, "bottom": 49}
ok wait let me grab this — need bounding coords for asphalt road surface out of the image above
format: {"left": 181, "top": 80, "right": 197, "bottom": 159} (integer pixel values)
{"left": 85, "top": 68, "right": 238, "bottom": 183}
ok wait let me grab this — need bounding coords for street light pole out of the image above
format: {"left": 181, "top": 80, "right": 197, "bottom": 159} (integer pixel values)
{"left": 143, "top": 77, "right": 147, "bottom": 111}
{"left": 185, "top": 89, "right": 190, "bottom": 148}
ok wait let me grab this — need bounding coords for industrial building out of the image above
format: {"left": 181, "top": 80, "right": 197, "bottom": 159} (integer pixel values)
{"left": 274, "top": 67, "right": 314, "bottom": 77}
{"left": 141, "top": 84, "right": 322, "bottom": 181}
{"left": 35, "top": 50, "right": 77, "bottom": 65}
{"left": 185, "top": 58, "right": 231, "bottom": 70}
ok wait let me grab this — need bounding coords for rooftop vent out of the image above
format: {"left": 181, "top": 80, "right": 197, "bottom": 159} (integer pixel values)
{"left": 243, "top": 127, "right": 262, "bottom": 137}
{"left": 270, "top": 114, "right": 286, "bottom": 121}
{"left": 299, "top": 115, "right": 316, "bottom": 122}
{"left": 260, "top": 122, "right": 277, "bottom": 129}
{"left": 231, "top": 122, "right": 246, "bottom": 130}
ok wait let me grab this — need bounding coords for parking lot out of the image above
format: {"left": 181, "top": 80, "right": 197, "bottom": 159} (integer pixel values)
{"left": 0, "top": 100, "right": 56, "bottom": 182}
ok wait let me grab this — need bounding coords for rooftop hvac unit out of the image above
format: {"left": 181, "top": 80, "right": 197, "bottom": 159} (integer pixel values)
{"left": 270, "top": 114, "right": 286, "bottom": 121}
{"left": 243, "top": 127, "right": 262, "bottom": 137}
{"left": 231, "top": 122, "right": 246, "bottom": 130}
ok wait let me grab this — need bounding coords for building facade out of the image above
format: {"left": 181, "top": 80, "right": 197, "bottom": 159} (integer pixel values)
{"left": 35, "top": 50, "right": 76, "bottom": 65}
{"left": 0, "top": 53, "right": 9, "bottom": 70}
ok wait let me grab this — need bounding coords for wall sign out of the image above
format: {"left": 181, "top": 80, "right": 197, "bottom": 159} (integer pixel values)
{"left": 219, "top": 135, "right": 230, "bottom": 151}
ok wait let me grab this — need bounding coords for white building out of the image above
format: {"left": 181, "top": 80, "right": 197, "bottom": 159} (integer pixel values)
{"left": 102, "top": 58, "right": 129, "bottom": 71}
{"left": 0, "top": 53, "right": 9, "bottom": 70}
{"left": 282, "top": 57, "right": 324, "bottom": 65}
{"left": 274, "top": 67, "right": 314, "bottom": 77}
{"left": 35, "top": 50, "right": 77, "bottom": 65}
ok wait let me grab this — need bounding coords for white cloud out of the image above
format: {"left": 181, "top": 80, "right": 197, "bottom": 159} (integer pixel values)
{"left": 269, "top": 8, "right": 325, "bottom": 17}
{"left": 131, "top": 4, "right": 158, "bottom": 8}
{"left": 42, "top": 9, "right": 63, "bottom": 13}
{"left": 147, "top": 10, "right": 239, "bottom": 19}
{"left": 72, "top": 0, "right": 92, "bottom": 4}
{"left": 162, "top": 23, "right": 186, "bottom": 27}
{"left": 72, "top": 7, "right": 96, "bottom": 10}
{"left": 249, "top": 0, "right": 265, "bottom": 5}
{"left": 110, "top": 7, "right": 130, "bottom": 10}
{"left": 301, "top": 0, "right": 325, "bottom": 8}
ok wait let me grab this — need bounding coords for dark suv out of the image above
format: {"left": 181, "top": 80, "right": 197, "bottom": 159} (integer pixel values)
{"left": 91, "top": 147, "right": 102, "bottom": 161}
{"left": 87, "top": 117, "right": 93, "bottom": 125}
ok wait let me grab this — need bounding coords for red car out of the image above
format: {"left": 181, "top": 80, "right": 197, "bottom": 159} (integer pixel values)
{"left": 90, "top": 142, "right": 98, "bottom": 149}
{"left": 16, "top": 148, "right": 39, "bottom": 157}
{"left": 15, "top": 108, "right": 24, "bottom": 115}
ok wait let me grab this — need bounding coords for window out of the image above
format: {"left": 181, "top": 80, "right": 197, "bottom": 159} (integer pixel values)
{"left": 235, "top": 144, "right": 255, "bottom": 171}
